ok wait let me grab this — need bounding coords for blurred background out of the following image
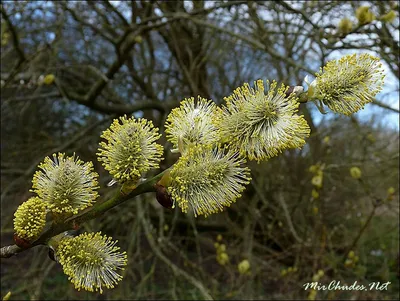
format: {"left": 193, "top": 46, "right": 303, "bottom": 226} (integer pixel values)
{"left": 1, "top": 1, "right": 399, "bottom": 300}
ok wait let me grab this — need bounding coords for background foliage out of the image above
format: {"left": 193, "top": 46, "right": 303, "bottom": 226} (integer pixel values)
{"left": 1, "top": 1, "right": 399, "bottom": 300}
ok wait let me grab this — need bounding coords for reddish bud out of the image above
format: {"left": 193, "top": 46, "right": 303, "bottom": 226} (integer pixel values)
{"left": 13, "top": 233, "right": 31, "bottom": 248}
{"left": 155, "top": 184, "right": 173, "bottom": 209}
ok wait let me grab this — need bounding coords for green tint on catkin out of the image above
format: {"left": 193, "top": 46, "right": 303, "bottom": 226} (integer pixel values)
{"left": 308, "top": 53, "right": 385, "bottom": 115}
{"left": 31, "top": 153, "right": 99, "bottom": 215}
{"left": 337, "top": 18, "right": 353, "bottom": 34}
{"left": 165, "top": 96, "right": 222, "bottom": 153}
{"left": 356, "top": 6, "right": 375, "bottom": 25}
{"left": 218, "top": 79, "right": 310, "bottom": 162}
{"left": 13, "top": 197, "right": 47, "bottom": 241}
{"left": 167, "top": 146, "right": 251, "bottom": 217}
{"left": 55, "top": 232, "right": 128, "bottom": 294}
{"left": 97, "top": 115, "right": 163, "bottom": 184}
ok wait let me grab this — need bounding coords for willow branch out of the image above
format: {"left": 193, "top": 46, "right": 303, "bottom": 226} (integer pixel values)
{"left": 372, "top": 99, "right": 400, "bottom": 114}
{"left": 0, "top": 169, "right": 168, "bottom": 258}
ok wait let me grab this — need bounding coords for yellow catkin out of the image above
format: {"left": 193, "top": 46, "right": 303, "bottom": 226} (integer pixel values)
{"left": 238, "top": 259, "right": 251, "bottom": 274}
{"left": 379, "top": 10, "right": 396, "bottom": 23}
{"left": 165, "top": 96, "right": 222, "bottom": 153}
{"left": 2, "top": 292, "right": 11, "bottom": 301}
{"left": 356, "top": 6, "right": 375, "bottom": 25}
{"left": 350, "top": 166, "right": 362, "bottom": 179}
{"left": 308, "top": 54, "right": 385, "bottom": 115}
{"left": 166, "top": 145, "right": 251, "bottom": 217}
{"left": 218, "top": 80, "right": 310, "bottom": 162}
{"left": 311, "top": 174, "right": 323, "bottom": 188}
{"left": 31, "top": 153, "right": 99, "bottom": 215}
{"left": 97, "top": 115, "right": 163, "bottom": 184}
{"left": 55, "top": 232, "right": 128, "bottom": 294}
{"left": 43, "top": 74, "right": 55, "bottom": 85}
{"left": 14, "top": 197, "right": 47, "bottom": 240}
{"left": 338, "top": 18, "right": 353, "bottom": 34}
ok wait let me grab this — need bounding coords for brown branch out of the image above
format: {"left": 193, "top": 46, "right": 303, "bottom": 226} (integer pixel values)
{"left": 0, "top": 4, "right": 26, "bottom": 62}
{"left": 0, "top": 169, "right": 168, "bottom": 259}
{"left": 372, "top": 99, "right": 400, "bottom": 114}
{"left": 0, "top": 118, "right": 111, "bottom": 202}
{"left": 182, "top": 15, "right": 315, "bottom": 75}
{"left": 0, "top": 3, "right": 26, "bottom": 87}
{"left": 61, "top": 3, "right": 117, "bottom": 44}
{"left": 3, "top": 92, "right": 61, "bottom": 103}
{"left": 102, "top": 0, "right": 130, "bottom": 27}
{"left": 276, "top": 0, "right": 320, "bottom": 31}
{"left": 0, "top": 244, "right": 23, "bottom": 258}
{"left": 61, "top": 14, "right": 190, "bottom": 109}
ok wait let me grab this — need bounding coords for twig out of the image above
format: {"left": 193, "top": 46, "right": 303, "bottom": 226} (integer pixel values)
{"left": 0, "top": 169, "right": 168, "bottom": 258}
{"left": 343, "top": 205, "right": 377, "bottom": 261}
{"left": 0, "top": 5, "right": 26, "bottom": 62}
{"left": 372, "top": 99, "right": 400, "bottom": 114}
{"left": 138, "top": 201, "right": 214, "bottom": 300}
{"left": 1, "top": 118, "right": 110, "bottom": 202}
{"left": 182, "top": 15, "right": 315, "bottom": 75}
{"left": 277, "top": 192, "right": 306, "bottom": 245}
{"left": 0, "top": 4, "right": 26, "bottom": 87}
{"left": 0, "top": 244, "right": 23, "bottom": 258}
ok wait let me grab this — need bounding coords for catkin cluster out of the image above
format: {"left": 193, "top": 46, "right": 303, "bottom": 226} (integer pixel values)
{"left": 11, "top": 53, "right": 385, "bottom": 294}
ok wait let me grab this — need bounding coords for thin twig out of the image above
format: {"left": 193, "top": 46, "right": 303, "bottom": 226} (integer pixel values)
{"left": 138, "top": 201, "right": 214, "bottom": 300}
{"left": 0, "top": 169, "right": 168, "bottom": 258}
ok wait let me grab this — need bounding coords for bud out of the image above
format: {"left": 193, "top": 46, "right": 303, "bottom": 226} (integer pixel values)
{"left": 379, "top": 10, "right": 397, "bottom": 23}
{"left": 154, "top": 183, "right": 173, "bottom": 209}
{"left": 218, "top": 244, "right": 226, "bottom": 253}
{"left": 238, "top": 259, "right": 251, "bottom": 274}
{"left": 387, "top": 187, "right": 395, "bottom": 195}
{"left": 13, "top": 197, "right": 47, "bottom": 242}
{"left": 350, "top": 166, "right": 362, "bottom": 179}
{"left": 344, "top": 258, "right": 353, "bottom": 267}
{"left": 43, "top": 74, "right": 55, "bottom": 85}
{"left": 337, "top": 18, "right": 353, "bottom": 35}
{"left": 217, "top": 252, "right": 229, "bottom": 265}
{"left": 311, "top": 174, "right": 323, "bottom": 188}
{"left": 356, "top": 6, "right": 375, "bottom": 25}
{"left": 134, "top": 35, "right": 143, "bottom": 43}
{"left": 312, "top": 274, "right": 320, "bottom": 282}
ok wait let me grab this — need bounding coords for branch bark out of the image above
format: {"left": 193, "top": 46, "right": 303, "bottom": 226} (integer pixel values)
{"left": 0, "top": 169, "right": 168, "bottom": 258}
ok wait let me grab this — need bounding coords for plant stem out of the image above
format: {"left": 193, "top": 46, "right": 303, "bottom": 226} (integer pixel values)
{"left": 0, "top": 169, "right": 168, "bottom": 258}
